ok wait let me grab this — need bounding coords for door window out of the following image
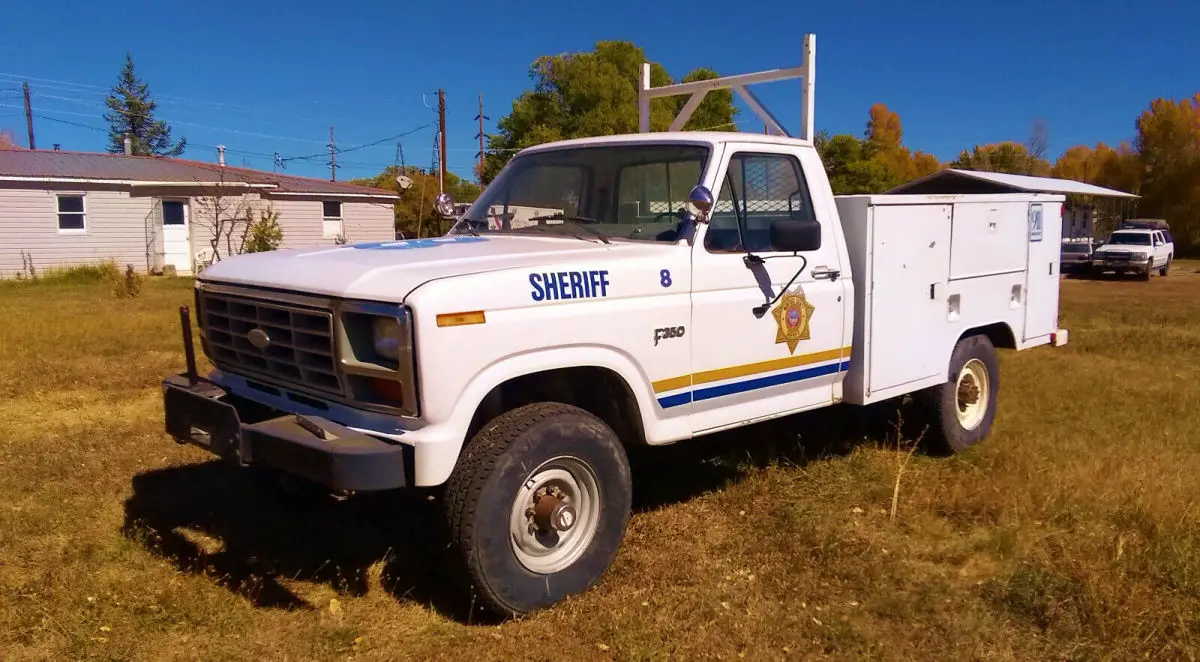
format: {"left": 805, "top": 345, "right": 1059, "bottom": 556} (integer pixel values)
{"left": 162, "top": 201, "right": 186, "bottom": 225}
{"left": 704, "top": 152, "right": 817, "bottom": 254}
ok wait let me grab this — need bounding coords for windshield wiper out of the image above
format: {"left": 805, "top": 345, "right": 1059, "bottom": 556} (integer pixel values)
{"left": 525, "top": 215, "right": 610, "bottom": 244}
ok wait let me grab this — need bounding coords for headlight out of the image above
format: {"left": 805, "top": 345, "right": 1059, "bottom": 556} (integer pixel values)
{"left": 372, "top": 317, "right": 402, "bottom": 360}
{"left": 338, "top": 304, "right": 418, "bottom": 416}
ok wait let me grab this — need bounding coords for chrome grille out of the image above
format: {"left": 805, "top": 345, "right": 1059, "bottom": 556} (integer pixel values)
{"left": 198, "top": 290, "right": 342, "bottom": 397}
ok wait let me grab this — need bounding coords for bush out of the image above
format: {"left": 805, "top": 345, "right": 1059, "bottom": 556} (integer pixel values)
{"left": 243, "top": 205, "right": 284, "bottom": 253}
{"left": 36, "top": 261, "right": 122, "bottom": 285}
{"left": 111, "top": 264, "right": 144, "bottom": 299}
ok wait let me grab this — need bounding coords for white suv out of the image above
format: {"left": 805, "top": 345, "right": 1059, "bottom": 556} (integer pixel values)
{"left": 1092, "top": 229, "right": 1174, "bottom": 280}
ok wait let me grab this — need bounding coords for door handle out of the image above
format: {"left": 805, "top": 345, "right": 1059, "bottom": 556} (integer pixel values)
{"left": 810, "top": 266, "right": 840, "bottom": 281}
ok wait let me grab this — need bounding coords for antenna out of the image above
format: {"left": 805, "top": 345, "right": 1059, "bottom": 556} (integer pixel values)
{"left": 638, "top": 33, "right": 816, "bottom": 140}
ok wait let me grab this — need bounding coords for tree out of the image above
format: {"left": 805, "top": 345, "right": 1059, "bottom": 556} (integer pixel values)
{"left": 479, "top": 41, "right": 738, "bottom": 184}
{"left": 813, "top": 104, "right": 942, "bottom": 195}
{"left": 815, "top": 131, "right": 895, "bottom": 194}
{"left": 191, "top": 174, "right": 254, "bottom": 264}
{"left": 348, "top": 166, "right": 482, "bottom": 238}
{"left": 1132, "top": 93, "right": 1200, "bottom": 253}
{"left": 1051, "top": 141, "right": 1140, "bottom": 192}
{"left": 242, "top": 205, "right": 285, "bottom": 253}
{"left": 951, "top": 142, "right": 1051, "bottom": 176}
{"left": 0, "top": 129, "right": 20, "bottom": 149}
{"left": 104, "top": 53, "right": 186, "bottom": 157}
{"left": 1027, "top": 118, "right": 1049, "bottom": 163}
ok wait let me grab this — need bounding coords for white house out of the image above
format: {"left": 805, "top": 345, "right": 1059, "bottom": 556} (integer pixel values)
{"left": 0, "top": 149, "right": 400, "bottom": 278}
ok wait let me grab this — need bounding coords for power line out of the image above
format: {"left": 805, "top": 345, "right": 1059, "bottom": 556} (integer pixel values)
{"left": 275, "top": 123, "right": 432, "bottom": 165}
{"left": 3, "top": 102, "right": 330, "bottom": 145}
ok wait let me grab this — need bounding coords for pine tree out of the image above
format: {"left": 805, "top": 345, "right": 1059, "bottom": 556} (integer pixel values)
{"left": 104, "top": 53, "right": 186, "bottom": 157}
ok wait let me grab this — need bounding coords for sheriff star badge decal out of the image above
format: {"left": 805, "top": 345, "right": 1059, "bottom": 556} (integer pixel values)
{"left": 771, "top": 286, "right": 816, "bottom": 354}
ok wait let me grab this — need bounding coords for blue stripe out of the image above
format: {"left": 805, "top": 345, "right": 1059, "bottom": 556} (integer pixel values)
{"left": 656, "top": 360, "right": 850, "bottom": 409}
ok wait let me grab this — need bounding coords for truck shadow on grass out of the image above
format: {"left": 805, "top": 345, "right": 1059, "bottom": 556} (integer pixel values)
{"left": 120, "top": 399, "right": 917, "bottom": 623}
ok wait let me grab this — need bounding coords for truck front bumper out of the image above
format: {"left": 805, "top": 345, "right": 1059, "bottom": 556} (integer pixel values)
{"left": 162, "top": 373, "right": 413, "bottom": 492}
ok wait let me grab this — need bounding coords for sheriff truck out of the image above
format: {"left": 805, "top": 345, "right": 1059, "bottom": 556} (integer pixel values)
{"left": 159, "top": 35, "right": 1069, "bottom": 617}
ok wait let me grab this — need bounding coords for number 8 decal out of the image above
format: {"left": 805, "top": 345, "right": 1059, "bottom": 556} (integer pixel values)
{"left": 660, "top": 269, "right": 672, "bottom": 288}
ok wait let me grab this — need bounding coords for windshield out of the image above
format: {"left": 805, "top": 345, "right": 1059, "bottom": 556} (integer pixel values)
{"left": 454, "top": 143, "right": 711, "bottom": 243}
{"left": 1107, "top": 232, "right": 1151, "bottom": 246}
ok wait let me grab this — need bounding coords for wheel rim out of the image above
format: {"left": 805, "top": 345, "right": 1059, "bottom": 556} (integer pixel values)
{"left": 955, "top": 358, "right": 989, "bottom": 431}
{"left": 509, "top": 456, "right": 601, "bottom": 574}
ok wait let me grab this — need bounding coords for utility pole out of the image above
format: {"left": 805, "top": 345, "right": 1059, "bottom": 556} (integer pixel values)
{"left": 438, "top": 89, "right": 447, "bottom": 193}
{"left": 474, "top": 92, "right": 490, "bottom": 183}
{"left": 328, "top": 125, "right": 337, "bottom": 182}
{"left": 23, "top": 82, "right": 35, "bottom": 150}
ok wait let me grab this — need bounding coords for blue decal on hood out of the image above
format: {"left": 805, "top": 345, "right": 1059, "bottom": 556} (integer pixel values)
{"left": 351, "top": 237, "right": 488, "bottom": 250}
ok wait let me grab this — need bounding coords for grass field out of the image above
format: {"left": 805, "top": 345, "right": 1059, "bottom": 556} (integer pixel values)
{"left": 2, "top": 262, "right": 1200, "bottom": 661}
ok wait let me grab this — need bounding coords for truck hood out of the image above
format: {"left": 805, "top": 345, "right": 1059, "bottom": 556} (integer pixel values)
{"left": 197, "top": 235, "right": 631, "bottom": 301}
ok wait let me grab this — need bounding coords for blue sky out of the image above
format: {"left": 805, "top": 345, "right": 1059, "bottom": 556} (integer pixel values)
{"left": 2, "top": 0, "right": 1197, "bottom": 184}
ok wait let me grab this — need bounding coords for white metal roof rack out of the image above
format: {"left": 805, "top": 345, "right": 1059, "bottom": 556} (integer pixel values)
{"left": 637, "top": 33, "right": 816, "bottom": 141}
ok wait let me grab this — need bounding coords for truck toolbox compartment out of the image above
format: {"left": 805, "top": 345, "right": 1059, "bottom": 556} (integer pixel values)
{"left": 949, "top": 202, "right": 1028, "bottom": 279}
{"left": 162, "top": 374, "right": 412, "bottom": 491}
{"left": 835, "top": 192, "right": 1064, "bottom": 406}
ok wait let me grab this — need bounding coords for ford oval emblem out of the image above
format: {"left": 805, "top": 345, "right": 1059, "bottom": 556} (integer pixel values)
{"left": 247, "top": 328, "right": 271, "bottom": 349}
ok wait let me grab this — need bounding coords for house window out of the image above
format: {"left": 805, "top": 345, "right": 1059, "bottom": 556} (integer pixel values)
{"left": 57, "top": 194, "right": 86, "bottom": 232}
{"left": 322, "top": 200, "right": 343, "bottom": 239}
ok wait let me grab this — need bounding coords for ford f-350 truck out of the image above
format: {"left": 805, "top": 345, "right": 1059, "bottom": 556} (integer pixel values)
{"left": 159, "top": 36, "right": 1068, "bottom": 616}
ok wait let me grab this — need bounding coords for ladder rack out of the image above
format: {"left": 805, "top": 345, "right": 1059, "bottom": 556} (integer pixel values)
{"left": 637, "top": 33, "right": 816, "bottom": 141}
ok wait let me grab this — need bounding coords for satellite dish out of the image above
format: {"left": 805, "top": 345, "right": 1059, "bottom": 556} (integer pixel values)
{"left": 395, "top": 175, "right": 413, "bottom": 190}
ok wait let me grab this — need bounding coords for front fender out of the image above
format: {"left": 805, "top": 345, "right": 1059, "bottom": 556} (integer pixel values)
{"left": 409, "top": 345, "right": 686, "bottom": 487}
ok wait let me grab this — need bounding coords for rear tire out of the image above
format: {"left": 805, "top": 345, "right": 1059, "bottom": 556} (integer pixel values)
{"left": 443, "top": 402, "right": 632, "bottom": 617}
{"left": 918, "top": 334, "right": 1000, "bottom": 454}
{"left": 1160, "top": 258, "right": 1171, "bottom": 277}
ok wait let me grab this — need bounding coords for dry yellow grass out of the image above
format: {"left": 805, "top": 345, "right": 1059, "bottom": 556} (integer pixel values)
{"left": 2, "top": 262, "right": 1200, "bottom": 661}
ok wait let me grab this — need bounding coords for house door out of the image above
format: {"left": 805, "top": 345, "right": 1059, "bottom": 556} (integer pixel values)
{"left": 161, "top": 200, "right": 191, "bottom": 274}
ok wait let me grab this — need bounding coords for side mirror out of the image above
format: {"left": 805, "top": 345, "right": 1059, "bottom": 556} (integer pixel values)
{"left": 770, "top": 219, "right": 821, "bottom": 252}
{"left": 688, "top": 185, "right": 714, "bottom": 221}
{"left": 434, "top": 192, "right": 456, "bottom": 218}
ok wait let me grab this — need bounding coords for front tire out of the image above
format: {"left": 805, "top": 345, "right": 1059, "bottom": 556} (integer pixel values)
{"left": 919, "top": 334, "right": 1000, "bottom": 454}
{"left": 443, "top": 402, "right": 632, "bottom": 617}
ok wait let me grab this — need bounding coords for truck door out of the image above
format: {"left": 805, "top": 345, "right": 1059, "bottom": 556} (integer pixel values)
{"left": 1023, "top": 200, "right": 1063, "bottom": 342}
{"left": 683, "top": 144, "right": 847, "bottom": 434}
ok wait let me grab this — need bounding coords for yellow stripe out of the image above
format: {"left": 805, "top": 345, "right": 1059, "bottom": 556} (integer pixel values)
{"left": 652, "top": 346, "right": 852, "bottom": 394}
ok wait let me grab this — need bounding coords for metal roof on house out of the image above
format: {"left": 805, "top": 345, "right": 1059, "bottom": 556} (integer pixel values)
{"left": 886, "top": 168, "right": 1138, "bottom": 198}
{"left": 0, "top": 149, "right": 400, "bottom": 199}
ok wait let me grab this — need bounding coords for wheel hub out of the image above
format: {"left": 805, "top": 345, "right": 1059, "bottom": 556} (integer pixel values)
{"left": 509, "top": 457, "right": 601, "bottom": 575}
{"left": 531, "top": 487, "right": 577, "bottom": 533}
{"left": 957, "top": 374, "right": 980, "bottom": 408}
{"left": 954, "top": 358, "right": 990, "bottom": 431}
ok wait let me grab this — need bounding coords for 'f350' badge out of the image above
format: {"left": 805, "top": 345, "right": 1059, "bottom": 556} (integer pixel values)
{"left": 772, "top": 286, "right": 815, "bottom": 354}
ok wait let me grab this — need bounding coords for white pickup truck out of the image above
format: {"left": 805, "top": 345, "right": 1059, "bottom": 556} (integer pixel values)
{"left": 1091, "top": 227, "right": 1174, "bottom": 280}
{"left": 160, "top": 37, "right": 1069, "bottom": 617}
